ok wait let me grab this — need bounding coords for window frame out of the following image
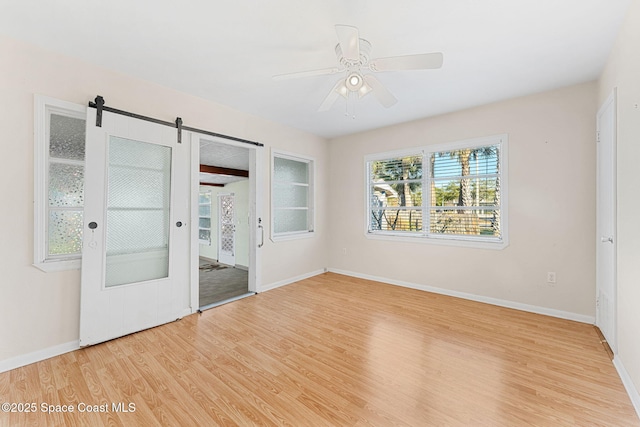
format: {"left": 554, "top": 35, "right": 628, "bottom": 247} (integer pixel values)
{"left": 33, "top": 95, "right": 87, "bottom": 272}
{"left": 364, "top": 134, "right": 509, "bottom": 249}
{"left": 270, "top": 149, "right": 315, "bottom": 242}
{"left": 198, "top": 189, "right": 212, "bottom": 245}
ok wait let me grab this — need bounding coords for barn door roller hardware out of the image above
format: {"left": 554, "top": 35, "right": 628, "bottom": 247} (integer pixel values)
{"left": 87, "top": 95, "right": 263, "bottom": 147}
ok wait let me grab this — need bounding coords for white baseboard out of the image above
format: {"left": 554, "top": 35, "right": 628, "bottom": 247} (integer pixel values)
{"left": 0, "top": 272, "right": 324, "bottom": 374}
{"left": 0, "top": 340, "right": 79, "bottom": 374}
{"left": 0, "top": 269, "right": 598, "bottom": 378}
{"left": 328, "top": 269, "right": 640, "bottom": 419}
{"left": 614, "top": 357, "right": 640, "bottom": 419}
{"left": 260, "top": 269, "right": 326, "bottom": 293}
{"left": 328, "top": 268, "right": 595, "bottom": 324}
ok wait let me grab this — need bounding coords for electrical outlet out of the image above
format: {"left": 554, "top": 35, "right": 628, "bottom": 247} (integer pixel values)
{"left": 547, "top": 272, "right": 556, "bottom": 284}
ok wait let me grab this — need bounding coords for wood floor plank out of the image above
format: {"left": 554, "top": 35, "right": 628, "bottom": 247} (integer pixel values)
{"left": 0, "top": 272, "right": 638, "bottom": 426}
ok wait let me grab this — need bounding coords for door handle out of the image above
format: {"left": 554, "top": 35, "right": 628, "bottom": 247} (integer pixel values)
{"left": 258, "top": 221, "right": 264, "bottom": 248}
{"left": 600, "top": 236, "right": 613, "bottom": 243}
{"left": 87, "top": 221, "right": 98, "bottom": 249}
{"left": 257, "top": 217, "right": 264, "bottom": 248}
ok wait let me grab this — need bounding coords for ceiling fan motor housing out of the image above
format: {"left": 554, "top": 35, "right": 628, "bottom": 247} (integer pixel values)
{"left": 335, "top": 38, "right": 372, "bottom": 69}
{"left": 335, "top": 38, "right": 372, "bottom": 95}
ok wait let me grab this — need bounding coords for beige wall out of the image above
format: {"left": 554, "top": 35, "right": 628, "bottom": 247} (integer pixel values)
{"left": 2, "top": 11, "right": 637, "bottom": 408}
{"left": 598, "top": 0, "right": 640, "bottom": 404}
{"left": 328, "top": 82, "right": 597, "bottom": 317}
{"left": 0, "top": 34, "right": 329, "bottom": 364}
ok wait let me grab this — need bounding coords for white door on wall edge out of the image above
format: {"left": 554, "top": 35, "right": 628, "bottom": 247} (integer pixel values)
{"left": 218, "top": 193, "right": 236, "bottom": 266}
{"left": 595, "top": 89, "right": 617, "bottom": 353}
{"left": 79, "top": 108, "right": 190, "bottom": 347}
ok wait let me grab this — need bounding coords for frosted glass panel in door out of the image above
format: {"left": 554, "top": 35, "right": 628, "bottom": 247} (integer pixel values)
{"left": 105, "top": 137, "right": 172, "bottom": 287}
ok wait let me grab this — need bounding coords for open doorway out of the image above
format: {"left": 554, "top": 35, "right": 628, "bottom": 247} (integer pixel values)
{"left": 196, "top": 138, "right": 254, "bottom": 309}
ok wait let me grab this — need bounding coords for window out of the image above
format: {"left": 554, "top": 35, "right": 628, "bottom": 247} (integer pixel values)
{"left": 34, "top": 96, "right": 87, "bottom": 271}
{"left": 366, "top": 135, "right": 508, "bottom": 248}
{"left": 199, "top": 190, "right": 212, "bottom": 245}
{"left": 271, "top": 150, "right": 314, "bottom": 240}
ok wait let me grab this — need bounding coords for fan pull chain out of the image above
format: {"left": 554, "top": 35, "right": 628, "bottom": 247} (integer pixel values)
{"left": 345, "top": 91, "right": 357, "bottom": 119}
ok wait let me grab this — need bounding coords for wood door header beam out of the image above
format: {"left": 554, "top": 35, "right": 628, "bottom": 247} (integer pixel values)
{"left": 200, "top": 165, "right": 249, "bottom": 177}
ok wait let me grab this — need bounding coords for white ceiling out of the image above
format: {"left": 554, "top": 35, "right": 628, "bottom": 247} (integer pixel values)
{"left": 200, "top": 139, "right": 249, "bottom": 170}
{"left": 0, "top": 0, "right": 631, "bottom": 138}
{"left": 199, "top": 139, "right": 249, "bottom": 186}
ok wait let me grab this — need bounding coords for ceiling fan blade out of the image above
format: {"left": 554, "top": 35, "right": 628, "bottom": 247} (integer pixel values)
{"left": 363, "top": 75, "right": 397, "bottom": 108}
{"left": 335, "top": 25, "right": 360, "bottom": 61}
{"left": 318, "top": 80, "right": 347, "bottom": 112}
{"left": 370, "top": 52, "right": 444, "bottom": 72}
{"left": 273, "top": 67, "right": 340, "bottom": 81}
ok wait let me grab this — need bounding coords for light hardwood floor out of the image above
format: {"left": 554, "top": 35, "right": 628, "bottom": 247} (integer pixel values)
{"left": 1, "top": 273, "right": 638, "bottom": 426}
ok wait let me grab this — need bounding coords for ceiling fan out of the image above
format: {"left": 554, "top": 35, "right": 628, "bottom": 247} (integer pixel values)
{"left": 273, "top": 25, "right": 444, "bottom": 113}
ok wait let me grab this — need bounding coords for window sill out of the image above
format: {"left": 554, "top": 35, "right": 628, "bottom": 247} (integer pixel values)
{"left": 271, "top": 231, "right": 315, "bottom": 243}
{"left": 33, "top": 258, "right": 81, "bottom": 272}
{"left": 365, "top": 231, "right": 508, "bottom": 250}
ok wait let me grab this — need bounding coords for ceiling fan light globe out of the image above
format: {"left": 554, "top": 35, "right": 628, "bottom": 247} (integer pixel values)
{"left": 335, "top": 83, "right": 349, "bottom": 99}
{"left": 358, "top": 83, "right": 372, "bottom": 98}
{"left": 345, "top": 72, "right": 364, "bottom": 91}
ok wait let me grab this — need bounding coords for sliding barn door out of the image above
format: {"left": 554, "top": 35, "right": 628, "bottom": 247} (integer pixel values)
{"left": 79, "top": 109, "right": 190, "bottom": 347}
